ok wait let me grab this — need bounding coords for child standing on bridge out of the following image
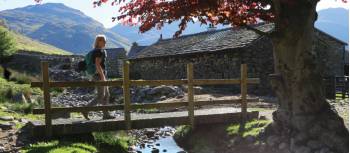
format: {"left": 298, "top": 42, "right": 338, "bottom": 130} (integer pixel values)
{"left": 82, "top": 35, "right": 114, "bottom": 120}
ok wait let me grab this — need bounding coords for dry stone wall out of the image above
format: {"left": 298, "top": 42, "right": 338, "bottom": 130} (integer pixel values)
{"left": 130, "top": 33, "right": 346, "bottom": 96}
{"left": 130, "top": 37, "right": 274, "bottom": 95}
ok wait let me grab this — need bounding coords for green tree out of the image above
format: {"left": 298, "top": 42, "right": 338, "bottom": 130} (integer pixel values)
{"left": 0, "top": 26, "right": 16, "bottom": 62}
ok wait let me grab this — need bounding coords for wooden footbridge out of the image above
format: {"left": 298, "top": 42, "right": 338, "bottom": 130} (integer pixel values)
{"left": 30, "top": 61, "right": 260, "bottom": 137}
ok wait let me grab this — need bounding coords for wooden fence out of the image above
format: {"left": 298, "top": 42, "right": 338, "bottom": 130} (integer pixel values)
{"left": 324, "top": 76, "right": 349, "bottom": 99}
{"left": 31, "top": 61, "right": 260, "bottom": 137}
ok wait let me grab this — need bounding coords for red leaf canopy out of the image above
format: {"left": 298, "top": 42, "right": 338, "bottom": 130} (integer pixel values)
{"left": 103, "top": 0, "right": 275, "bottom": 36}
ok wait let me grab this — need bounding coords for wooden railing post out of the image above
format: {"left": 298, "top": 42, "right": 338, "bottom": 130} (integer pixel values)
{"left": 240, "top": 64, "right": 247, "bottom": 122}
{"left": 42, "top": 61, "right": 52, "bottom": 138}
{"left": 123, "top": 61, "right": 131, "bottom": 130}
{"left": 187, "top": 63, "right": 195, "bottom": 128}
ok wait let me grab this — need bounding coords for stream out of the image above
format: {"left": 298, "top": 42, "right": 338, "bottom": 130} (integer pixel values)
{"left": 133, "top": 127, "right": 186, "bottom": 153}
{"left": 136, "top": 136, "right": 185, "bottom": 153}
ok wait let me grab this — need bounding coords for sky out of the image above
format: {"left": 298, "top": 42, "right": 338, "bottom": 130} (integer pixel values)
{"left": 0, "top": 0, "right": 348, "bottom": 28}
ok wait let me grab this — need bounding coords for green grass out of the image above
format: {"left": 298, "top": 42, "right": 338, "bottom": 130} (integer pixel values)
{"left": 92, "top": 131, "right": 134, "bottom": 153}
{"left": 0, "top": 77, "right": 42, "bottom": 101}
{"left": 226, "top": 120, "right": 271, "bottom": 138}
{"left": 0, "top": 78, "right": 42, "bottom": 101}
{"left": 174, "top": 125, "right": 192, "bottom": 139}
{"left": 0, "top": 102, "right": 44, "bottom": 129}
{"left": 21, "top": 141, "right": 97, "bottom": 153}
{"left": 0, "top": 26, "right": 71, "bottom": 55}
{"left": 20, "top": 132, "right": 134, "bottom": 153}
{"left": 135, "top": 108, "right": 160, "bottom": 113}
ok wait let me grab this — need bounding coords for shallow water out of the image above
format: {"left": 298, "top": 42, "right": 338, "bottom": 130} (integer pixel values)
{"left": 136, "top": 136, "right": 185, "bottom": 153}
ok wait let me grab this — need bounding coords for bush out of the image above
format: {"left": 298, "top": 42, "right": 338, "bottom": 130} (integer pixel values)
{"left": 0, "top": 26, "right": 17, "bottom": 62}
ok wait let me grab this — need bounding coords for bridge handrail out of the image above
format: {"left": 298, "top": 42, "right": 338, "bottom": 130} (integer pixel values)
{"left": 31, "top": 61, "right": 259, "bottom": 138}
{"left": 31, "top": 78, "right": 260, "bottom": 88}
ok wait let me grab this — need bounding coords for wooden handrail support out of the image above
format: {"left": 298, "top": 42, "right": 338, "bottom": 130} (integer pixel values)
{"left": 41, "top": 62, "right": 52, "bottom": 138}
{"left": 32, "top": 61, "right": 259, "bottom": 137}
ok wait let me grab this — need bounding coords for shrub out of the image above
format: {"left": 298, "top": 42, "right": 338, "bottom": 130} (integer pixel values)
{"left": 0, "top": 26, "right": 17, "bottom": 62}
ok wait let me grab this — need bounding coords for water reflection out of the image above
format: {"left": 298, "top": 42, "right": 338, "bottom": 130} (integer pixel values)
{"left": 136, "top": 136, "right": 185, "bottom": 153}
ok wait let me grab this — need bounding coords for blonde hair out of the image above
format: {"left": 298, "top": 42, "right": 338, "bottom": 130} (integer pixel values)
{"left": 93, "top": 35, "right": 107, "bottom": 49}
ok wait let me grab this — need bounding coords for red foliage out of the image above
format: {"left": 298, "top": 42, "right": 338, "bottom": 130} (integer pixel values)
{"left": 113, "top": 0, "right": 275, "bottom": 36}
{"left": 34, "top": 0, "right": 346, "bottom": 37}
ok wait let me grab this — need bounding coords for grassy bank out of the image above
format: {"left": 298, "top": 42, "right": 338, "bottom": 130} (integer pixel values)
{"left": 174, "top": 120, "right": 271, "bottom": 153}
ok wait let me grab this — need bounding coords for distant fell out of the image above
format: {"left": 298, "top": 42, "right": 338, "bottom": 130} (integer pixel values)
{"left": 315, "top": 8, "right": 349, "bottom": 43}
{"left": 0, "top": 3, "right": 131, "bottom": 54}
{"left": 0, "top": 25, "right": 71, "bottom": 55}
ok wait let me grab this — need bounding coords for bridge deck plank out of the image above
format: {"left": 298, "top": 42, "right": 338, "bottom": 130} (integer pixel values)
{"left": 29, "top": 109, "right": 259, "bottom": 137}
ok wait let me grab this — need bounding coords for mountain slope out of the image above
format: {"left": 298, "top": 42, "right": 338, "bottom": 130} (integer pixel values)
{"left": 0, "top": 3, "right": 131, "bottom": 54}
{"left": 110, "top": 21, "right": 230, "bottom": 45}
{"left": 0, "top": 25, "right": 71, "bottom": 55}
{"left": 315, "top": 8, "right": 349, "bottom": 43}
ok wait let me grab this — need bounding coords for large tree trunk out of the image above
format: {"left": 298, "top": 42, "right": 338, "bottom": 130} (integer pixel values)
{"left": 267, "top": 1, "right": 349, "bottom": 153}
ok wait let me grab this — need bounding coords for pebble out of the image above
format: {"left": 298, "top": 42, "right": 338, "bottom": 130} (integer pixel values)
{"left": 163, "top": 149, "right": 167, "bottom": 152}
{"left": 151, "top": 148, "right": 160, "bottom": 153}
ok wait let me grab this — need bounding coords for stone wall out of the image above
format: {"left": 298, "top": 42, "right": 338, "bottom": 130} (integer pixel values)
{"left": 314, "top": 30, "right": 346, "bottom": 77}
{"left": 130, "top": 37, "right": 275, "bottom": 95}
{"left": 106, "top": 50, "right": 126, "bottom": 78}
{"left": 5, "top": 51, "right": 83, "bottom": 75}
{"left": 130, "top": 32, "right": 346, "bottom": 96}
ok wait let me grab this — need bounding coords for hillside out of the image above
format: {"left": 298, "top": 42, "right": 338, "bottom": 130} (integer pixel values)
{"left": 110, "top": 22, "right": 230, "bottom": 45}
{"left": 315, "top": 8, "right": 348, "bottom": 43}
{"left": 0, "top": 3, "right": 131, "bottom": 54}
{"left": 0, "top": 26, "right": 71, "bottom": 55}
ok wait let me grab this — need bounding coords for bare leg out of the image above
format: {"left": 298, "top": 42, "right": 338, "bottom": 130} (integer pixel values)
{"left": 102, "top": 86, "right": 114, "bottom": 119}
{"left": 82, "top": 76, "right": 104, "bottom": 120}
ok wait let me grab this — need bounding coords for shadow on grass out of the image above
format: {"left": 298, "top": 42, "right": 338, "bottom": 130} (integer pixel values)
{"left": 20, "top": 131, "right": 131, "bottom": 153}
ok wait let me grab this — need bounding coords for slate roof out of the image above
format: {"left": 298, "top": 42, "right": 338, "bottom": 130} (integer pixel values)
{"left": 130, "top": 24, "right": 274, "bottom": 59}
{"left": 105, "top": 48, "right": 126, "bottom": 58}
{"left": 128, "top": 45, "right": 148, "bottom": 58}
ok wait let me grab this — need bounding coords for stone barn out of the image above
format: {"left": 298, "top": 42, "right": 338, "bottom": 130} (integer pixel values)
{"left": 105, "top": 48, "right": 127, "bottom": 78}
{"left": 129, "top": 24, "right": 347, "bottom": 95}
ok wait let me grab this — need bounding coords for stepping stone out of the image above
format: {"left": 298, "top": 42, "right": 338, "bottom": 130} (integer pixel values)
{"left": 19, "top": 119, "right": 28, "bottom": 123}
{"left": 0, "top": 123, "right": 14, "bottom": 130}
{"left": 0, "top": 116, "right": 14, "bottom": 121}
